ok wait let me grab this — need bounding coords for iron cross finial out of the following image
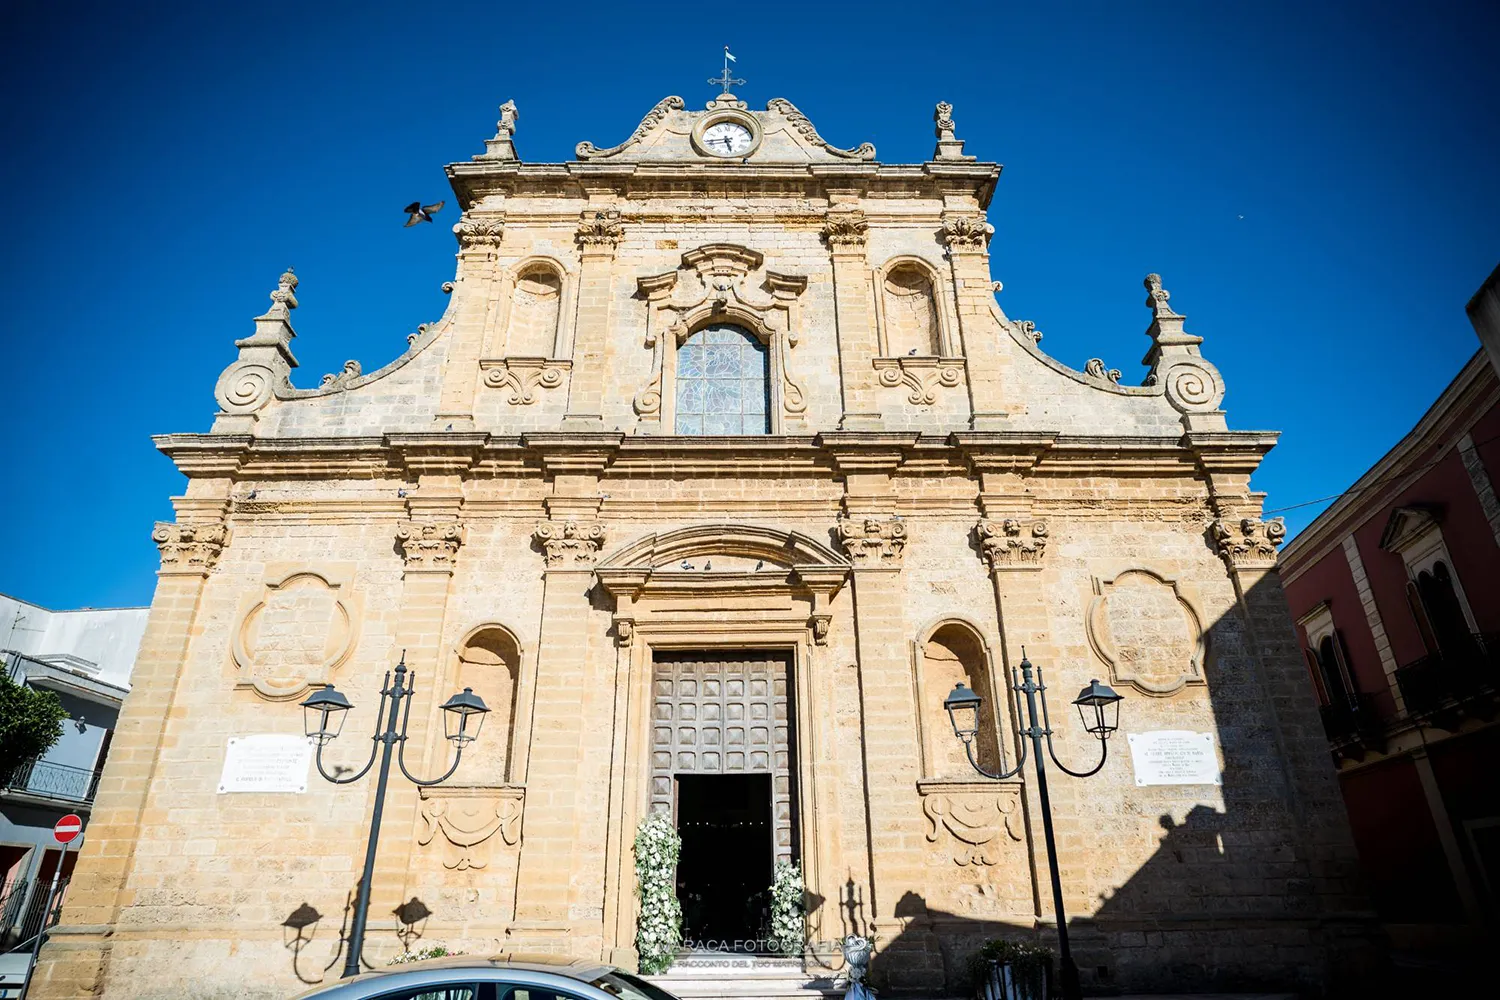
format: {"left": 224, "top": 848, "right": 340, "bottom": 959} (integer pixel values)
{"left": 710, "top": 45, "right": 745, "bottom": 95}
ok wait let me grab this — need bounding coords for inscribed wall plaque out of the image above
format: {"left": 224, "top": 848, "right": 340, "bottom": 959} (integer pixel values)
{"left": 1126, "top": 730, "right": 1220, "bottom": 786}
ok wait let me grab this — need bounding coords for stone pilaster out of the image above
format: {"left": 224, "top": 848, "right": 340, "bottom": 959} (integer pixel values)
{"left": 32, "top": 516, "right": 228, "bottom": 998}
{"left": 510, "top": 517, "right": 606, "bottom": 938}
{"left": 940, "top": 214, "right": 1009, "bottom": 428}
{"left": 824, "top": 208, "right": 882, "bottom": 428}
{"left": 562, "top": 208, "right": 623, "bottom": 428}
{"left": 434, "top": 215, "right": 505, "bottom": 429}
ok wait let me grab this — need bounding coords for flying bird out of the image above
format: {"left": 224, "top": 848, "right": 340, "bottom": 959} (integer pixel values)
{"left": 404, "top": 200, "right": 446, "bottom": 227}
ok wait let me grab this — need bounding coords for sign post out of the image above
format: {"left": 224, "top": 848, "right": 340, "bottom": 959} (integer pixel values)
{"left": 18, "top": 814, "right": 83, "bottom": 1000}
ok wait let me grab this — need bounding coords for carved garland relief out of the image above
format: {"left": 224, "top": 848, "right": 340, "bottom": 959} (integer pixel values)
{"left": 1085, "top": 568, "right": 1206, "bottom": 696}
{"left": 231, "top": 568, "right": 360, "bottom": 700}
{"left": 919, "top": 782, "right": 1024, "bottom": 866}
{"left": 417, "top": 786, "right": 524, "bottom": 870}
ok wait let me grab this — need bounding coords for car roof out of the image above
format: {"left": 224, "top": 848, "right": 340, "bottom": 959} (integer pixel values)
{"left": 288, "top": 954, "right": 617, "bottom": 999}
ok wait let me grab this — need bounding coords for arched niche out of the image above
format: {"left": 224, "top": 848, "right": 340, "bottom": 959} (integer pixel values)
{"left": 452, "top": 624, "right": 523, "bottom": 785}
{"left": 505, "top": 262, "right": 565, "bottom": 358}
{"left": 912, "top": 617, "right": 1007, "bottom": 779}
{"left": 872, "top": 256, "right": 956, "bottom": 358}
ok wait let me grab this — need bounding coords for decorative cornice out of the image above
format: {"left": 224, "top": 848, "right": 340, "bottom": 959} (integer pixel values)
{"left": 575, "top": 208, "right": 624, "bottom": 250}
{"left": 976, "top": 518, "right": 1048, "bottom": 571}
{"left": 836, "top": 516, "right": 908, "bottom": 567}
{"left": 534, "top": 519, "right": 606, "bottom": 568}
{"left": 396, "top": 520, "right": 465, "bottom": 572}
{"left": 821, "top": 210, "right": 869, "bottom": 250}
{"left": 575, "top": 96, "right": 684, "bottom": 160}
{"left": 940, "top": 215, "right": 994, "bottom": 251}
{"left": 153, "top": 521, "right": 229, "bottom": 575}
{"left": 1210, "top": 517, "right": 1286, "bottom": 571}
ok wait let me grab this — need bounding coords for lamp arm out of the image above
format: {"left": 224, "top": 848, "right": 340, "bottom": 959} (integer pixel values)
{"left": 398, "top": 742, "right": 465, "bottom": 787}
{"left": 313, "top": 731, "right": 381, "bottom": 785}
{"left": 961, "top": 734, "right": 1024, "bottom": 781}
{"left": 1045, "top": 732, "right": 1109, "bottom": 778}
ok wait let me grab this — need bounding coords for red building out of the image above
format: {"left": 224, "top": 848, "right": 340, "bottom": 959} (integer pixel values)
{"left": 1279, "top": 263, "right": 1500, "bottom": 977}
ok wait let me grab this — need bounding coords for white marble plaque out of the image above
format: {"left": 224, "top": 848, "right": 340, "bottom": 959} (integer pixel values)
{"left": 218, "top": 734, "right": 313, "bottom": 794}
{"left": 1126, "top": 731, "right": 1220, "bottom": 786}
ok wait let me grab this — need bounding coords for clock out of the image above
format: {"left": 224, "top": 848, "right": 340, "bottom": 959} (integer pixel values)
{"left": 701, "top": 121, "right": 754, "bottom": 157}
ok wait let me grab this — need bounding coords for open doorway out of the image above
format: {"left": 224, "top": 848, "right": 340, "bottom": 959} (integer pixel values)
{"left": 676, "top": 773, "right": 773, "bottom": 951}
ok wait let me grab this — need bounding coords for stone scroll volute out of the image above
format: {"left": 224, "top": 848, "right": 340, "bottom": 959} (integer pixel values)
{"left": 230, "top": 565, "right": 361, "bottom": 701}
{"left": 1085, "top": 567, "right": 1207, "bottom": 696}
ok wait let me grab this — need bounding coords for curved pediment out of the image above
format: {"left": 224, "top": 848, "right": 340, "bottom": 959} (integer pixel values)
{"left": 597, "top": 523, "right": 848, "bottom": 574}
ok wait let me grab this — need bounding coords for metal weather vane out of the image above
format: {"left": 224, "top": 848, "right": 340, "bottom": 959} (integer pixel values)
{"left": 710, "top": 45, "right": 745, "bottom": 94}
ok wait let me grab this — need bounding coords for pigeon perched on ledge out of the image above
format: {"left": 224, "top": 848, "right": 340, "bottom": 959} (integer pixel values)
{"left": 404, "top": 200, "right": 445, "bottom": 226}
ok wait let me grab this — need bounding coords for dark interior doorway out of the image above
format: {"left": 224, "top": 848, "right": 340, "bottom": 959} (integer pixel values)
{"left": 676, "top": 773, "right": 774, "bottom": 950}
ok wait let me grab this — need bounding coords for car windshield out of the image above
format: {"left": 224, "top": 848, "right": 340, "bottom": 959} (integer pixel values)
{"left": 590, "top": 971, "right": 680, "bottom": 1000}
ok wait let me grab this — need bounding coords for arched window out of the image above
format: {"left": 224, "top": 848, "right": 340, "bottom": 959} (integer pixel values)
{"left": 452, "top": 626, "right": 522, "bottom": 785}
{"left": 674, "top": 324, "right": 769, "bottom": 435}
{"left": 505, "top": 266, "right": 562, "bottom": 357}
{"left": 882, "top": 263, "right": 941, "bottom": 357}
{"left": 1317, "top": 635, "right": 1352, "bottom": 709}
{"left": 922, "top": 623, "right": 1003, "bottom": 777}
{"left": 1416, "top": 562, "right": 1474, "bottom": 659}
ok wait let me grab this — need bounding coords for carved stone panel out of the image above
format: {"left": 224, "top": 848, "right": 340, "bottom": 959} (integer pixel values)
{"left": 919, "top": 780, "right": 1024, "bottom": 866}
{"left": 1086, "top": 569, "right": 1206, "bottom": 696}
{"left": 417, "top": 785, "right": 524, "bottom": 871}
{"left": 650, "top": 651, "right": 795, "bottom": 862}
{"left": 231, "top": 568, "right": 359, "bottom": 700}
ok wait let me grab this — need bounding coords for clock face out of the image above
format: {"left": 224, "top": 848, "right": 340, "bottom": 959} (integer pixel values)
{"left": 702, "top": 121, "right": 754, "bottom": 157}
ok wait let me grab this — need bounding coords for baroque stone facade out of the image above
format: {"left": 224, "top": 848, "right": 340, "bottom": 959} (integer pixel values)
{"left": 33, "top": 93, "right": 1374, "bottom": 999}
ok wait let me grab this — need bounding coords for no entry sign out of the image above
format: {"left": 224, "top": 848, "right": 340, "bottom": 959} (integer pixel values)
{"left": 54, "top": 813, "right": 83, "bottom": 844}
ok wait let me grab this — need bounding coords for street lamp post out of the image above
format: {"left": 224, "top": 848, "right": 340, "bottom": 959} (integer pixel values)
{"left": 301, "top": 652, "right": 490, "bottom": 978}
{"left": 943, "top": 654, "right": 1123, "bottom": 1000}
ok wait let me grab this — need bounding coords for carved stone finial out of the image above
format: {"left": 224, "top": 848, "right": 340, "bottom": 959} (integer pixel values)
{"left": 976, "top": 518, "right": 1048, "bottom": 571}
{"left": 932, "top": 101, "right": 975, "bottom": 161}
{"left": 1084, "top": 358, "right": 1122, "bottom": 384}
{"left": 318, "top": 359, "right": 363, "bottom": 390}
{"left": 940, "top": 215, "right": 994, "bottom": 251}
{"left": 1015, "top": 320, "right": 1042, "bottom": 344}
{"left": 153, "top": 521, "right": 229, "bottom": 574}
{"left": 478, "top": 100, "right": 519, "bottom": 160}
{"left": 1138, "top": 272, "right": 1226, "bottom": 423}
{"left": 396, "top": 520, "right": 466, "bottom": 572}
{"left": 263, "top": 267, "right": 299, "bottom": 318}
{"left": 1209, "top": 517, "right": 1286, "bottom": 571}
{"left": 822, "top": 210, "right": 869, "bottom": 250}
{"left": 534, "top": 520, "right": 606, "bottom": 568}
{"left": 836, "top": 517, "right": 908, "bottom": 567}
{"left": 576, "top": 208, "right": 624, "bottom": 251}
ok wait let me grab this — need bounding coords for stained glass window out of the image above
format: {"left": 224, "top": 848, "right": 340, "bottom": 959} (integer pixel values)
{"left": 674, "top": 324, "right": 770, "bottom": 435}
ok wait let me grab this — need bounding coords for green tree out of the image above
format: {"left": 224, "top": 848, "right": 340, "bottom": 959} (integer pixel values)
{"left": 0, "top": 670, "right": 68, "bottom": 780}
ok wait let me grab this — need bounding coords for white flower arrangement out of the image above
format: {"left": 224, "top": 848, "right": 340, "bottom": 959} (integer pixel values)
{"left": 633, "top": 810, "right": 683, "bottom": 974}
{"left": 769, "top": 859, "right": 805, "bottom": 956}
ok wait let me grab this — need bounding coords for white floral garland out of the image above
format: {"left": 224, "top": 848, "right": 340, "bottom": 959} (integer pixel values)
{"left": 634, "top": 810, "right": 682, "bottom": 974}
{"left": 769, "top": 859, "right": 805, "bottom": 956}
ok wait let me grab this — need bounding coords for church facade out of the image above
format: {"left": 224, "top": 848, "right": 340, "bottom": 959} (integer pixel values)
{"left": 36, "top": 92, "right": 1372, "bottom": 998}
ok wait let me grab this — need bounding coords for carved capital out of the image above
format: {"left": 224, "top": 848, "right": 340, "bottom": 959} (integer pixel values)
{"left": 396, "top": 520, "right": 465, "bottom": 572}
{"left": 1209, "top": 517, "right": 1286, "bottom": 571}
{"left": 940, "top": 215, "right": 994, "bottom": 251}
{"left": 809, "top": 613, "right": 832, "bottom": 645}
{"left": 822, "top": 210, "right": 869, "bottom": 250}
{"left": 836, "top": 517, "right": 907, "bottom": 567}
{"left": 976, "top": 518, "right": 1048, "bottom": 571}
{"left": 534, "top": 520, "right": 606, "bottom": 568}
{"left": 153, "top": 521, "right": 229, "bottom": 575}
{"left": 575, "top": 208, "right": 624, "bottom": 251}
{"left": 454, "top": 216, "right": 505, "bottom": 250}
{"left": 480, "top": 357, "right": 570, "bottom": 405}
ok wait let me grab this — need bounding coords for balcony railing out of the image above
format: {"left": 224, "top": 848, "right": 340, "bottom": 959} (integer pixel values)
{"left": 1318, "top": 693, "right": 1386, "bottom": 756}
{"left": 1, "top": 758, "right": 101, "bottom": 804}
{"left": 1394, "top": 632, "right": 1500, "bottom": 720}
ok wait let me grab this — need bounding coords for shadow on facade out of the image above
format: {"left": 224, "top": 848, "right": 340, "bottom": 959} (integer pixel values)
{"left": 863, "top": 568, "right": 1406, "bottom": 998}
{"left": 279, "top": 887, "right": 432, "bottom": 986}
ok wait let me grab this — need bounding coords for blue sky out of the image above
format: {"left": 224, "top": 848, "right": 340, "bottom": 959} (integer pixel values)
{"left": 2, "top": 1, "right": 1495, "bottom": 610}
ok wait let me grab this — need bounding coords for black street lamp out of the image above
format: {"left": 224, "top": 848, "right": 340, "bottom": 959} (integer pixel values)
{"left": 943, "top": 653, "right": 1123, "bottom": 1000}
{"left": 302, "top": 652, "right": 489, "bottom": 977}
